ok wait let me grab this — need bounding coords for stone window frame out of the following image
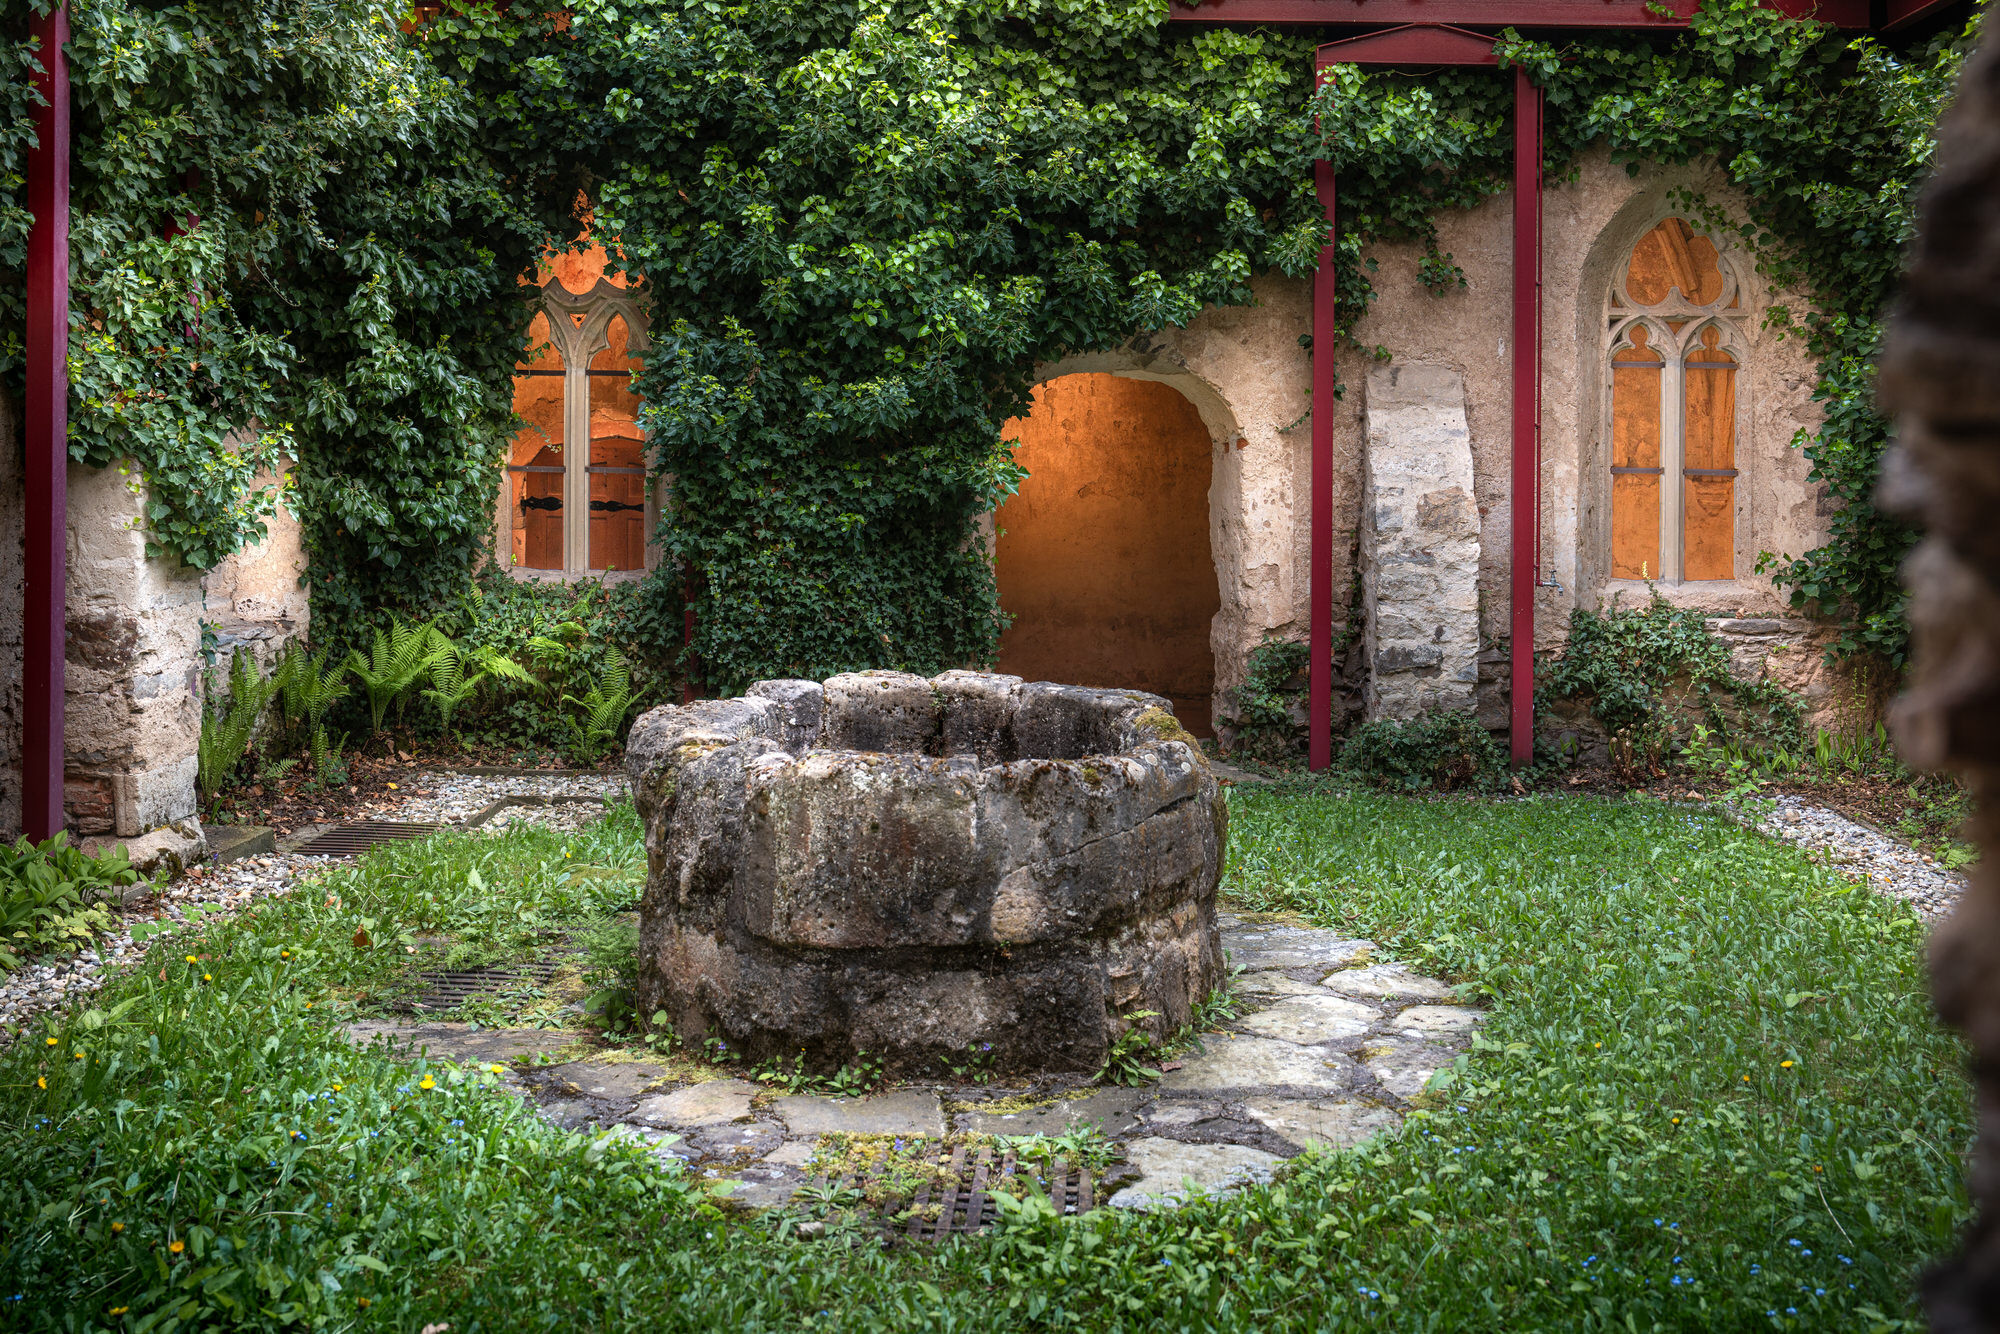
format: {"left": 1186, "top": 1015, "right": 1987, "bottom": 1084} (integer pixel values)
{"left": 1601, "top": 218, "right": 1753, "bottom": 585}
{"left": 495, "top": 274, "right": 660, "bottom": 582}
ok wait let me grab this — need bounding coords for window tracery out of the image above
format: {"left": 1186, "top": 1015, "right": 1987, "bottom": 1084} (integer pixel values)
{"left": 1606, "top": 218, "right": 1746, "bottom": 583}
{"left": 504, "top": 248, "right": 651, "bottom": 576}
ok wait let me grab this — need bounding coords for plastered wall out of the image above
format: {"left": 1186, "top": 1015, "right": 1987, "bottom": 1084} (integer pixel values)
{"left": 1025, "top": 145, "right": 1834, "bottom": 731}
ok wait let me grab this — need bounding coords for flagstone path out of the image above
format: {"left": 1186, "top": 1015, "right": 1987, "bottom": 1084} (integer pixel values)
{"left": 348, "top": 910, "right": 1479, "bottom": 1212}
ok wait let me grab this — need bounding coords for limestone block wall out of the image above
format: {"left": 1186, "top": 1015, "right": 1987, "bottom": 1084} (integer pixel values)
{"left": 1361, "top": 363, "right": 1482, "bottom": 720}
{"left": 0, "top": 407, "right": 205, "bottom": 840}
{"left": 65, "top": 462, "right": 204, "bottom": 836}
{"left": 201, "top": 460, "right": 309, "bottom": 671}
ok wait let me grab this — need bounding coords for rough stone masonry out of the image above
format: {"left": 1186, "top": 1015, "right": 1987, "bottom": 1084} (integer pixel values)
{"left": 625, "top": 670, "right": 1228, "bottom": 1075}
{"left": 1361, "top": 362, "right": 1483, "bottom": 721}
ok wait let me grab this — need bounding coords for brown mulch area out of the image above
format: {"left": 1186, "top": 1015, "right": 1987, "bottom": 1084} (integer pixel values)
{"left": 208, "top": 745, "right": 619, "bottom": 838}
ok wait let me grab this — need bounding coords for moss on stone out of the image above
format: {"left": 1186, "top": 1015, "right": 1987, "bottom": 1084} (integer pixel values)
{"left": 1135, "top": 706, "right": 1197, "bottom": 748}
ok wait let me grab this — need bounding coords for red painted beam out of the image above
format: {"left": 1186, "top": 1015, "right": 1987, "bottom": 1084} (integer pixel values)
{"left": 24, "top": 3, "right": 70, "bottom": 840}
{"left": 1169, "top": 0, "right": 1872, "bottom": 27}
{"left": 1882, "top": 0, "right": 1964, "bottom": 29}
{"left": 1315, "top": 22, "right": 1501, "bottom": 65}
{"left": 1509, "top": 65, "right": 1542, "bottom": 767}
{"left": 1309, "top": 150, "right": 1337, "bottom": 771}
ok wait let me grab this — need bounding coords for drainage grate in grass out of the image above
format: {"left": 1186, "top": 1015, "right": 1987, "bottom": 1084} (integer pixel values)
{"left": 391, "top": 960, "right": 567, "bottom": 1015}
{"left": 834, "top": 1144, "right": 1098, "bottom": 1239}
{"left": 293, "top": 820, "right": 446, "bottom": 858}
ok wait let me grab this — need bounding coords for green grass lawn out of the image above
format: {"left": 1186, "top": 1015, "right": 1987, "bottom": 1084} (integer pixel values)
{"left": 0, "top": 786, "right": 1970, "bottom": 1331}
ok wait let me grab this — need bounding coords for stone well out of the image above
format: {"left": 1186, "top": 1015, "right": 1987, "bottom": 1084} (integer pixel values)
{"left": 626, "top": 671, "right": 1227, "bottom": 1074}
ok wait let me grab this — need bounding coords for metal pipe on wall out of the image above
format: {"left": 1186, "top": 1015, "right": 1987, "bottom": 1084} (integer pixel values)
{"left": 24, "top": 2, "right": 70, "bottom": 840}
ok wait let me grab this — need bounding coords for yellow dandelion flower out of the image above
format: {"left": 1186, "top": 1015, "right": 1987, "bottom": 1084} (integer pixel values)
{"left": 110, "top": 1306, "right": 128, "bottom": 1315}
{"left": 1780, "top": 1060, "right": 1794, "bottom": 1069}
{"left": 36, "top": 1077, "right": 46, "bottom": 1089}
{"left": 169, "top": 1240, "right": 185, "bottom": 1254}
{"left": 45, "top": 1037, "right": 57, "bottom": 1047}
{"left": 420, "top": 1077, "right": 436, "bottom": 1090}
{"left": 185, "top": 956, "right": 197, "bottom": 964}
{"left": 202, "top": 974, "right": 212, "bottom": 982}
{"left": 112, "top": 1222, "right": 124, "bottom": 1233}
{"left": 489, "top": 1063, "right": 504, "bottom": 1074}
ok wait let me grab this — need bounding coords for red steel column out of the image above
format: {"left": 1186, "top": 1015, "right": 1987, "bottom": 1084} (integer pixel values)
{"left": 1309, "top": 155, "right": 1337, "bottom": 771}
{"left": 24, "top": 3, "right": 71, "bottom": 839}
{"left": 1509, "top": 65, "right": 1542, "bottom": 767}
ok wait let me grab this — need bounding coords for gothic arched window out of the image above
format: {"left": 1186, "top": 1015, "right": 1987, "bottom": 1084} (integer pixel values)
{"left": 1607, "top": 218, "right": 1746, "bottom": 583}
{"left": 504, "top": 246, "right": 651, "bottom": 576}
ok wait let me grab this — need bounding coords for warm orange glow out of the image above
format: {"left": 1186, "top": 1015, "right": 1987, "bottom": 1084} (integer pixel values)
{"left": 588, "top": 315, "right": 646, "bottom": 571}
{"left": 1610, "top": 325, "right": 1664, "bottom": 580}
{"left": 1625, "top": 218, "right": 1724, "bottom": 307}
{"left": 1683, "top": 326, "right": 1737, "bottom": 581}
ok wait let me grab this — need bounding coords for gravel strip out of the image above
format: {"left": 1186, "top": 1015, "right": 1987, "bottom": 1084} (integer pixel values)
{"left": 1760, "top": 794, "right": 1967, "bottom": 919}
{"left": 1, "top": 770, "right": 631, "bottom": 1040}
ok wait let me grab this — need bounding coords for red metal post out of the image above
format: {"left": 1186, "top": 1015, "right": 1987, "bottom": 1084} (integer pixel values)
{"left": 1308, "top": 129, "right": 1337, "bottom": 771}
{"left": 1509, "top": 65, "right": 1543, "bottom": 768}
{"left": 24, "top": 3, "right": 70, "bottom": 839}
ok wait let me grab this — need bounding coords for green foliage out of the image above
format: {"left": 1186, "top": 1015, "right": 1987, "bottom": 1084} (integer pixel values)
{"left": 8, "top": 0, "right": 1970, "bottom": 680}
{"left": 273, "top": 643, "right": 350, "bottom": 741}
{"left": 0, "top": 0, "right": 558, "bottom": 638}
{"left": 345, "top": 617, "right": 450, "bottom": 739}
{"left": 1338, "top": 710, "right": 1508, "bottom": 793}
{"left": 0, "top": 833, "right": 134, "bottom": 972}
{"left": 0, "top": 793, "right": 1971, "bottom": 1326}
{"left": 424, "top": 638, "right": 532, "bottom": 738}
{"left": 196, "top": 649, "right": 276, "bottom": 802}
{"left": 1094, "top": 1010, "right": 1164, "bottom": 1086}
{"left": 559, "top": 648, "right": 637, "bottom": 766}
{"left": 1219, "top": 636, "right": 1311, "bottom": 764}
{"left": 1541, "top": 593, "right": 1804, "bottom": 767}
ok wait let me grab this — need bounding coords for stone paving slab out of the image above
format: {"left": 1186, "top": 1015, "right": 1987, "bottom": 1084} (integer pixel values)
{"left": 775, "top": 1089, "right": 945, "bottom": 1137}
{"left": 1106, "top": 1139, "right": 1285, "bottom": 1210}
{"left": 1160, "top": 1035, "right": 1353, "bottom": 1093}
{"left": 1235, "top": 994, "right": 1378, "bottom": 1045}
{"left": 954, "top": 1087, "right": 1147, "bottom": 1137}
{"left": 339, "top": 910, "right": 1478, "bottom": 1218}
{"left": 1241, "top": 1096, "right": 1401, "bottom": 1151}
{"left": 633, "top": 1079, "right": 758, "bottom": 1128}
{"left": 1319, "top": 964, "right": 1457, "bottom": 1004}
{"left": 343, "top": 1020, "right": 576, "bottom": 1063}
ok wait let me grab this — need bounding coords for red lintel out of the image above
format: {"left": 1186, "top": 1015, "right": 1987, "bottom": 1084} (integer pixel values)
{"left": 1169, "top": 0, "right": 1873, "bottom": 29}
{"left": 1316, "top": 22, "right": 1500, "bottom": 66}
{"left": 1883, "top": 0, "right": 1964, "bottom": 29}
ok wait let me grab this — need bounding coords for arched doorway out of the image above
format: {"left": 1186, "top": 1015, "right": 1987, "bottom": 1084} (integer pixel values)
{"left": 995, "top": 373, "right": 1220, "bottom": 735}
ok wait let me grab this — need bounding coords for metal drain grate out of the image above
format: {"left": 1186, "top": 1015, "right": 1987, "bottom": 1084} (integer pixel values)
{"left": 830, "top": 1144, "right": 1098, "bottom": 1240}
{"left": 393, "top": 959, "right": 565, "bottom": 1015}
{"left": 294, "top": 820, "right": 444, "bottom": 858}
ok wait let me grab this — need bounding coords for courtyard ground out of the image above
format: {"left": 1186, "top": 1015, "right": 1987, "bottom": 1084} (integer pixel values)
{"left": 0, "top": 782, "right": 1971, "bottom": 1331}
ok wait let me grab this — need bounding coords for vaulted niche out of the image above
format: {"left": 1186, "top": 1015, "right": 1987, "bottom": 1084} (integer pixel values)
{"left": 994, "top": 374, "right": 1220, "bottom": 736}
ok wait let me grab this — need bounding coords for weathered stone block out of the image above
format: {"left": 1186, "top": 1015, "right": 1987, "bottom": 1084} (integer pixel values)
{"left": 821, "top": 670, "right": 939, "bottom": 752}
{"left": 1361, "top": 363, "right": 1483, "bottom": 722}
{"left": 630, "top": 674, "right": 1226, "bottom": 1075}
{"left": 746, "top": 678, "right": 824, "bottom": 751}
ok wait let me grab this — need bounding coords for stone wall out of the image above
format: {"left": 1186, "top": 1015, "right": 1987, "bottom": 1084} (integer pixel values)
{"left": 201, "top": 459, "right": 309, "bottom": 672}
{"left": 0, "top": 411, "right": 206, "bottom": 840}
{"left": 1360, "top": 362, "right": 1482, "bottom": 720}
{"left": 1014, "top": 143, "right": 1836, "bottom": 736}
{"left": 65, "top": 462, "right": 204, "bottom": 837}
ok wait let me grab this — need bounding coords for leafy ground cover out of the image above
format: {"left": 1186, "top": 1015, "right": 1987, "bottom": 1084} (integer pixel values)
{"left": 0, "top": 789, "right": 1969, "bottom": 1330}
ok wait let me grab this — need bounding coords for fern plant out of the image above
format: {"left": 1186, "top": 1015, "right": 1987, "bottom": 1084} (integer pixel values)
{"left": 560, "top": 648, "right": 636, "bottom": 765}
{"left": 274, "top": 642, "right": 350, "bottom": 739}
{"left": 345, "top": 616, "right": 448, "bottom": 738}
{"left": 424, "top": 639, "right": 533, "bottom": 737}
{"left": 308, "top": 724, "right": 350, "bottom": 789}
{"left": 197, "top": 649, "right": 276, "bottom": 801}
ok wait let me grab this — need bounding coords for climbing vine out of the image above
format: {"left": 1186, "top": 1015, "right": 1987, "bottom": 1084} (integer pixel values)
{"left": 2, "top": 0, "right": 1977, "bottom": 677}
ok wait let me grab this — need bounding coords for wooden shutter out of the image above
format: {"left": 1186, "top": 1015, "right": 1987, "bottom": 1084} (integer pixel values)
{"left": 1610, "top": 325, "right": 1665, "bottom": 580}
{"left": 1682, "top": 326, "right": 1736, "bottom": 581}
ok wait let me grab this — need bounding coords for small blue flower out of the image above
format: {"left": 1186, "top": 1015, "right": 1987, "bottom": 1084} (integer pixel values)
{"left": 1802, "top": 1249, "right": 1812, "bottom": 1257}
{"left": 1837, "top": 1255, "right": 1852, "bottom": 1265}
{"left": 1787, "top": 1308, "right": 1797, "bottom": 1315}
{"left": 1814, "top": 1288, "right": 1825, "bottom": 1296}
{"left": 1788, "top": 1239, "right": 1801, "bottom": 1248}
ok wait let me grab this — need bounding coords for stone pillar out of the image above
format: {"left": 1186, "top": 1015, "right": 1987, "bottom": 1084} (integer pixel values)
{"left": 1360, "top": 362, "right": 1482, "bottom": 721}
{"left": 64, "top": 461, "right": 203, "bottom": 838}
